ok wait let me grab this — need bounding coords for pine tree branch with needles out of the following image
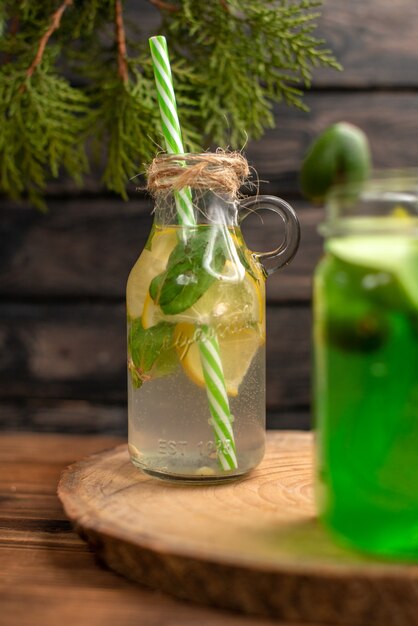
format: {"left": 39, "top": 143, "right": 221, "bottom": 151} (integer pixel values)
{"left": 0, "top": 0, "right": 341, "bottom": 207}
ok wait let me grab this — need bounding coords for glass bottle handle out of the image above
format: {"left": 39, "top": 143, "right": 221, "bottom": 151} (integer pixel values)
{"left": 239, "top": 195, "right": 301, "bottom": 276}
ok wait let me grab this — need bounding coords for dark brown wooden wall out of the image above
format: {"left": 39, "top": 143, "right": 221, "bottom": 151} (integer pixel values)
{"left": 1, "top": 1, "right": 418, "bottom": 434}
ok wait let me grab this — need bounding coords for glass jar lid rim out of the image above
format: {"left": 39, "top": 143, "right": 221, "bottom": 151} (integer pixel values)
{"left": 326, "top": 168, "right": 418, "bottom": 203}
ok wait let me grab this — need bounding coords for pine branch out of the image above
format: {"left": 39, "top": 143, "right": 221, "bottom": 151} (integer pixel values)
{"left": 0, "top": 0, "right": 341, "bottom": 207}
{"left": 26, "top": 0, "right": 73, "bottom": 80}
{"left": 90, "top": 2, "right": 161, "bottom": 197}
{"left": 0, "top": 1, "right": 89, "bottom": 208}
{"left": 93, "top": 73, "right": 160, "bottom": 199}
{"left": 0, "top": 62, "right": 90, "bottom": 209}
{"left": 115, "top": 0, "right": 128, "bottom": 83}
{"left": 163, "top": 0, "right": 341, "bottom": 147}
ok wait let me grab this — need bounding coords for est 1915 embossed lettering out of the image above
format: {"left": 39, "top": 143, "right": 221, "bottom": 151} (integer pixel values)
{"left": 158, "top": 439, "right": 233, "bottom": 459}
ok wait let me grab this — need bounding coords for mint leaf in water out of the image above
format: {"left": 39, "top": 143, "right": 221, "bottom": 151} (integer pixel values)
{"left": 128, "top": 319, "right": 177, "bottom": 387}
{"left": 149, "top": 228, "right": 226, "bottom": 315}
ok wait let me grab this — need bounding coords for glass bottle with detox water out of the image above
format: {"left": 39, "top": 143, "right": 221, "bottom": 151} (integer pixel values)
{"left": 127, "top": 154, "right": 300, "bottom": 483}
{"left": 314, "top": 172, "right": 418, "bottom": 558}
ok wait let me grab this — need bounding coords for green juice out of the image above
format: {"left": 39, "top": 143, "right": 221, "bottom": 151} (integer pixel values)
{"left": 314, "top": 231, "right": 418, "bottom": 558}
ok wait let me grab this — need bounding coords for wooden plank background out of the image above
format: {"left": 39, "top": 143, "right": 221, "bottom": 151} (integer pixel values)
{"left": 1, "top": 0, "right": 418, "bottom": 435}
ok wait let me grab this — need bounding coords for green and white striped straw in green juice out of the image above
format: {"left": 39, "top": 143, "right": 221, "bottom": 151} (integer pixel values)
{"left": 149, "top": 35, "right": 238, "bottom": 471}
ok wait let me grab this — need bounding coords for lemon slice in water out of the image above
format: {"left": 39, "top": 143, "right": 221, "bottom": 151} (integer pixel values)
{"left": 126, "top": 228, "right": 177, "bottom": 319}
{"left": 167, "top": 267, "right": 265, "bottom": 396}
{"left": 174, "top": 323, "right": 262, "bottom": 397}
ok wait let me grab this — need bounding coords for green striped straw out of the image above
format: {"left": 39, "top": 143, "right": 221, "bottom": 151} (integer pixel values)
{"left": 149, "top": 35, "right": 238, "bottom": 471}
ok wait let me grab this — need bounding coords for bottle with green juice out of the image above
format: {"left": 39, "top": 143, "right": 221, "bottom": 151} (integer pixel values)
{"left": 314, "top": 172, "right": 418, "bottom": 558}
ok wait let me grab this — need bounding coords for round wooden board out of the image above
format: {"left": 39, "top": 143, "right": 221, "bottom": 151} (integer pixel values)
{"left": 58, "top": 431, "right": 418, "bottom": 625}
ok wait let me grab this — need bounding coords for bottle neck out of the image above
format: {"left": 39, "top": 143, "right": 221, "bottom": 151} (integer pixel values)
{"left": 153, "top": 189, "right": 239, "bottom": 227}
{"left": 321, "top": 172, "right": 418, "bottom": 237}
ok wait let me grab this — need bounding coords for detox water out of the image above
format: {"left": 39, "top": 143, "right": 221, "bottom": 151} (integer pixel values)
{"left": 315, "top": 229, "right": 418, "bottom": 557}
{"left": 128, "top": 346, "right": 265, "bottom": 479}
{"left": 127, "top": 224, "right": 266, "bottom": 482}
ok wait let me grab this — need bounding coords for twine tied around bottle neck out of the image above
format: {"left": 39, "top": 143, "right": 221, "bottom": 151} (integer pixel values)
{"left": 146, "top": 151, "right": 250, "bottom": 197}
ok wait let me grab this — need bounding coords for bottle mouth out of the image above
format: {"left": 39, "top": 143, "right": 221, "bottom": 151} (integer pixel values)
{"left": 320, "top": 169, "right": 418, "bottom": 237}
